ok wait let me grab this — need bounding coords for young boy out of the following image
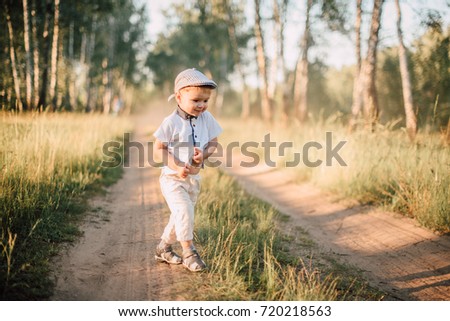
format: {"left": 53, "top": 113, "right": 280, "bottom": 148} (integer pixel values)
{"left": 153, "top": 68, "right": 222, "bottom": 272}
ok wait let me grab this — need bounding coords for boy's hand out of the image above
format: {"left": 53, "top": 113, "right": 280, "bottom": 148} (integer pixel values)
{"left": 192, "top": 147, "right": 203, "bottom": 167}
{"left": 177, "top": 163, "right": 191, "bottom": 179}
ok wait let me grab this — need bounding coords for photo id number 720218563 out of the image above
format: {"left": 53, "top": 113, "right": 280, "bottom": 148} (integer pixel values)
{"left": 260, "top": 305, "right": 332, "bottom": 317}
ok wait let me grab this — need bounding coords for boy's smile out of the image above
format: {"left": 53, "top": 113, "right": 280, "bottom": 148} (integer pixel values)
{"left": 176, "top": 87, "right": 212, "bottom": 117}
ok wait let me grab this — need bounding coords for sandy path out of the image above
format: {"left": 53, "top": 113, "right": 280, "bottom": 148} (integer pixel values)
{"left": 223, "top": 158, "right": 450, "bottom": 301}
{"left": 51, "top": 110, "right": 201, "bottom": 300}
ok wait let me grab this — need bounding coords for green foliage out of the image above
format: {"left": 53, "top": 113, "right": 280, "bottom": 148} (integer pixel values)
{"left": 320, "top": 0, "right": 350, "bottom": 33}
{"left": 322, "top": 25, "right": 449, "bottom": 130}
{"left": 376, "top": 47, "right": 405, "bottom": 124}
{"left": 412, "top": 26, "right": 450, "bottom": 129}
{"left": 325, "top": 65, "right": 353, "bottom": 115}
{"left": 0, "top": 0, "right": 147, "bottom": 112}
{"left": 146, "top": 0, "right": 251, "bottom": 93}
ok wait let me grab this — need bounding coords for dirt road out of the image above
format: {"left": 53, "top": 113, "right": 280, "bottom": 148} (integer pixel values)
{"left": 52, "top": 108, "right": 450, "bottom": 301}
{"left": 224, "top": 157, "right": 450, "bottom": 300}
{"left": 51, "top": 111, "right": 202, "bottom": 300}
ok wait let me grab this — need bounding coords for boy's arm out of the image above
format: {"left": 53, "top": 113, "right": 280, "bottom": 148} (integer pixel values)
{"left": 191, "top": 137, "right": 218, "bottom": 165}
{"left": 203, "top": 137, "right": 219, "bottom": 160}
{"left": 153, "top": 138, "right": 191, "bottom": 178}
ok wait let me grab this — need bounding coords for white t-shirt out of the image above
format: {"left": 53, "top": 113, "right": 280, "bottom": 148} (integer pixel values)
{"left": 153, "top": 109, "right": 223, "bottom": 175}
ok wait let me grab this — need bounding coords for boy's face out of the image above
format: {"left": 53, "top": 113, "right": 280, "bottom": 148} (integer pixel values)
{"left": 176, "top": 87, "right": 212, "bottom": 117}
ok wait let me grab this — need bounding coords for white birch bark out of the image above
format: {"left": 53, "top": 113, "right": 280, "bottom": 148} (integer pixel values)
{"left": 49, "top": 0, "right": 60, "bottom": 110}
{"left": 395, "top": 0, "right": 417, "bottom": 141}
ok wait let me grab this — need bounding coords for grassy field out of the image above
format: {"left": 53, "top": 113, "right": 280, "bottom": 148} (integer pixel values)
{"left": 194, "top": 168, "right": 384, "bottom": 300}
{"left": 2, "top": 111, "right": 446, "bottom": 300}
{"left": 218, "top": 118, "right": 450, "bottom": 234}
{"left": 0, "top": 112, "right": 131, "bottom": 299}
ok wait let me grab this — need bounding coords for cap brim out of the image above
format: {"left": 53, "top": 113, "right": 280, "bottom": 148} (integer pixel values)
{"left": 167, "top": 94, "right": 176, "bottom": 102}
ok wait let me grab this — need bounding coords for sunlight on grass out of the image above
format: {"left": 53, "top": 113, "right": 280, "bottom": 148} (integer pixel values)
{"left": 195, "top": 169, "right": 344, "bottom": 301}
{"left": 0, "top": 112, "right": 131, "bottom": 299}
{"left": 218, "top": 117, "right": 449, "bottom": 233}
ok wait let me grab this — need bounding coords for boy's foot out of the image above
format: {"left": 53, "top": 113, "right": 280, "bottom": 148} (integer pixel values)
{"left": 182, "top": 249, "right": 207, "bottom": 272}
{"left": 155, "top": 245, "right": 182, "bottom": 264}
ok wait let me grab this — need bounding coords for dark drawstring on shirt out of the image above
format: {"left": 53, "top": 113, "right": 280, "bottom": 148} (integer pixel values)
{"left": 189, "top": 117, "right": 197, "bottom": 147}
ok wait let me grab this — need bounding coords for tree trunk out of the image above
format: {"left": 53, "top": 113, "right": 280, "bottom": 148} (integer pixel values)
{"left": 68, "top": 20, "right": 76, "bottom": 110}
{"left": 349, "top": 0, "right": 363, "bottom": 132}
{"left": 39, "top": 0, "right": 51, "bottom": 110}
{"left": 294, "top": 0, "right": 312, "bottom": 123}
{"left": 224, "top": 0, "right": 250, "bottom": 119}
{"left": 102, "top": 59, "right": 112, "bottom": 114}
{"left": 31, "top": 0, "right": 40, "bottom": 109}
{"left": 362, "top": 0, "right": 384, "bottom": 131}
{"left": 254, "top": 0, "right": 272, "bottom": 122}
{"left": 395, "top": 0, "right": 417, "bottom": 141}
{"left": 23, "top": 0, "right": 33, "bottom": 110}
{"left": 279, "top": 0, "right": 289, "bottom": 123}
{"left": 102, "top": 16, "right": 116, "bottom": 114}
{"left": 49, "top": 0, "right": 60, "bottom": 111}
{"left": 268, "top": 0, "right": 281, "bottom": 102}
{"left": 85, "top": 15, "right": 97, "bottom": 113}
{"left": 5, "top": 2, "right": 23, "bottom": 112}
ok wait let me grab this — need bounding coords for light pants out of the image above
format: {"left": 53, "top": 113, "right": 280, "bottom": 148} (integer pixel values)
{"left": 159, "top": 173, "right": 201, "bottom": 244}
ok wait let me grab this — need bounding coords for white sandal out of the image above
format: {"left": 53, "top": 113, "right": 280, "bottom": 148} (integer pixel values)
{"left": 155, "top": 245, "right": 182, "bottom": 264}
{"left": 182, "top": 249, "right": 207, "bottom": 272}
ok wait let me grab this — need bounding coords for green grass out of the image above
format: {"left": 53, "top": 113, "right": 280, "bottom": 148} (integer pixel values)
{"left": 193, "top": 169, "right": 384, "bottom": 300}
{"left": 218, "top": 118, "right": 450, "bottom": 233}
{"left": 0, "top": 112, "right": 131, "bottom": 299}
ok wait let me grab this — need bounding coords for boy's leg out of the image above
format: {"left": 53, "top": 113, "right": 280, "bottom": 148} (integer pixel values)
{"left": 159, "top": 175, "right": 196, "bottom": 242}
{"left": 179, "top": 177, "right": 206, "bottom": 272}
{"left": 156, "top": 175, "right": 194, "bottom": 264}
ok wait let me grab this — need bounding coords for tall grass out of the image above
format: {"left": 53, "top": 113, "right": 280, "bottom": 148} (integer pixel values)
{"left": 194, "top": 169, "right": 354, "bottom": 301}
{"left": 0, "top": 112, "right": 131, "bottom": 299}
{"left": 218, "top": 118, "right": 449, "bottom": 233}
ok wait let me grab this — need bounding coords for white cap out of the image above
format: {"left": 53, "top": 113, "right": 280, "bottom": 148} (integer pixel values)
{"left": 168, "top": 68, "right": 217, "bottom": 101}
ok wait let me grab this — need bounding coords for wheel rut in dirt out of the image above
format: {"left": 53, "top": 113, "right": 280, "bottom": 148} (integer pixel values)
{"left": 224, "top": 159, "right": 450, "bottom": 301}
{"left": 52, "top": 121, "right": 201, "bottom": 300}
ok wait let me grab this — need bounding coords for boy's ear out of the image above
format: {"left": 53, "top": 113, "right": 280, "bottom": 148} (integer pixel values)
{"left": 175, "top": 91, "right": 182, "bottom": 104}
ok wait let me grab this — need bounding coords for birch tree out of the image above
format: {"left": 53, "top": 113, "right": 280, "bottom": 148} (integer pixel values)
{"left": 254, "top": 0, "right": 272, "bottom": 122}
{"left": 224, "top": 0, "right": 250, "bottom": 119}
{"left": 268, "top": 0, "right": 280, "bottom": 101}
{"left": 4, "top": 1, "right": 23, "bottom": 112}
{"left": 38, "top": 0, "right": 51, "bottom": 110}
{"left": 362, "top": 0, "right": 384, "bottom": 131}
{"left": 349, "top": 0, "right": 363, "bottom": 131}
{"left": 22, "top": 0, "right": 33, "bottom": 110}
{"left": 293, "top": 0, "right": 312, "bottom": 123}
{"left": 395, "top": 0, "right": 416, "bottom": 141}
{"left": 278, "top": 0, "right": 289, "bottom": 122}
{"left": 49, "top": 0, "right": 60, "bottom": 110}
{"left": 31, "top": 0, "right": 40, "bottom": 109}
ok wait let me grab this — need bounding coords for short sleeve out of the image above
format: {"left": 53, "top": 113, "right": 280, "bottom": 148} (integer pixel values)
{"left": 153, "top": 119, "right": 172, "bottom": 144}
{"left": 204, "top": 111, "right": 223, "bottom": 140}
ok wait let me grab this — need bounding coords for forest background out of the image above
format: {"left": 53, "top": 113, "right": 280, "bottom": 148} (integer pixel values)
{"left": 1, "top": 0, "right": 449, "bottom": 132}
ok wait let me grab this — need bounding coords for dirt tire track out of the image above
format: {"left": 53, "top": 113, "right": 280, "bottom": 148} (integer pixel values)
{"left": 51, "top": 113, "right": 201, "bottom": 301}
{"left": 224, "top": 158, "right": 450, "bottom": 300}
